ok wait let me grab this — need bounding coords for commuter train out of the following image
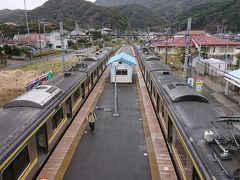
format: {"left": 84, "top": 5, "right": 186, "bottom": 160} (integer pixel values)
{"left": 0, "top": 47, "right": 112, "bottom": 180}
{"left": 135, "top": 46, "right": 240, "bottom": 180}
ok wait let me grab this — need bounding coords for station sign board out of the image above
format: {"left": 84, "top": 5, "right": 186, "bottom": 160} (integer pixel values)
{"left": 26, "top": 71, "right": 53, "bottom": 91}
{"left": 196, "top": 76, "right": 204, "bottom": 92}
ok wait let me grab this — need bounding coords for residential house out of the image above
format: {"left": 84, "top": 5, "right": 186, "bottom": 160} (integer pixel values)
{"left": 13, "top": 33, "right": 49, "bottom": 48}
{"left": 152, "top": 31, "right": 240, "bottom": 57}
{"left": 70, "top": 29, "right": 86, "bottom": 36}
{"left": 49, "top": 30, "right": 68, "bottom": 50}
{"left": 99, "top": 27, "right": 113, "bottom": 35}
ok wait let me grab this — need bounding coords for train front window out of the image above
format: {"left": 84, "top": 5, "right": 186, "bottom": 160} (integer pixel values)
{"left": 2, "top": 145, "right": 30, "bottom": 180}
{"left": 52, "top": 107, "right": 64, "bottom": 131}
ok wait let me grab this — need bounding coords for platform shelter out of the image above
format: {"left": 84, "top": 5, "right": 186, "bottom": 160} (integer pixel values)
{"left": 107, "top": 52, "right": 136, "bottom": 83}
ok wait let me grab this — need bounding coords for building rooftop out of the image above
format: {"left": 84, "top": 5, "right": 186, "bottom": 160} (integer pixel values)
{"left": 107, "top": 52, "right": 137, "bottom": 67}
{"left": 153, "top": 33, "right": 240, "bottom": 48}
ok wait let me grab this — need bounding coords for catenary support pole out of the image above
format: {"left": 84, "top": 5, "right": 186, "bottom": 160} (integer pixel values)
{"left": 60, "top": 22, "right": 66, "bottom": 72}
{"left": 184, "top": 18, "right": 192, "bottom": 80}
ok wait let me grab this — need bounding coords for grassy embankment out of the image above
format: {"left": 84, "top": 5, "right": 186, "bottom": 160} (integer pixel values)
{"left": 0, "top": 58, "right": 78, "bottom": 107}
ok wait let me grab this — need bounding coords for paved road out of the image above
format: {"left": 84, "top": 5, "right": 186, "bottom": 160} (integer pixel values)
{"left": 64, "top": 77, "right": 151, "bottom": 180}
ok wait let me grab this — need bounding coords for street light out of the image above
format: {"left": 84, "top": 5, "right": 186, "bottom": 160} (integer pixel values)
{"left": 112, "top": 62, "right": 119, "bottom": 117}
{"left": 24, "top": 0, "right": 30, "bottom": 45}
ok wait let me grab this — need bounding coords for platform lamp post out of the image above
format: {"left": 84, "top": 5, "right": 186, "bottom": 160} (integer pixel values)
{"left": 112, "top": 62, "right": 119, "bottom": 117}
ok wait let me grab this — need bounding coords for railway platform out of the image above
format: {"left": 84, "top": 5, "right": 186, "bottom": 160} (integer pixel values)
{"left": 37, "top": 46, "right": 176, "bottom": 180}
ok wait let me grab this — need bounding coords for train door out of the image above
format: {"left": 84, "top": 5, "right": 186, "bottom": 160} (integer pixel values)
{"left": 167, "top": 119, "right": 173, "bottom": 152}
{"left": 91, "top": 73, "right": 94, "bottom": 85}
{"left": 157, "top": 94, "right": 160, "bottom": 113}
{"left": 66, "top": 97, "right": 72, "bottom": 119}
{"left": 36, "top": 125, "right": 48, "bottom": 165}
{"left": 81, "top": 83, "right": 85, "bottom": 99}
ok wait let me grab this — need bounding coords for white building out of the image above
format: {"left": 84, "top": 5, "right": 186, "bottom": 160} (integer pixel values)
{"left": 107, "top": 52, "right": 137, "bottom": 83}
{"left": 49, "top": 31, "right": 68, "bottom": 50}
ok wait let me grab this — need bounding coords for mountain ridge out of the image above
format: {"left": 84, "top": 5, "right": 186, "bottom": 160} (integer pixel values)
{"left": 169, "top": 0, "right": 240, "bottom": 32}
{"left": 95, "top": 0, "right": 222, "bottom": 17}
{"left": 0, "top": 0, "right": 163, "bottom": 29}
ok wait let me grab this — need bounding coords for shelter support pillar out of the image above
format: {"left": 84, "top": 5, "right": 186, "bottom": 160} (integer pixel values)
{"left": 225, "top": 81, "right": 229, "bottom": 95}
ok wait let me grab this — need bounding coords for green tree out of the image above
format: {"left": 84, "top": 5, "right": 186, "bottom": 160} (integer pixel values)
{"left": 235, "top": 53, "right": 240, "bottom": 68}
{"left": 3, "top": 45, "right": 11, "bottom": 55}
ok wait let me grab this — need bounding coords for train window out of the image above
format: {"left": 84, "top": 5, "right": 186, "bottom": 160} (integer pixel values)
{"left": 150, "top": 81, "right": 152, "bottom": 93}
{"left": 161, "top": 104, "right": 164, "bottom": 119}
{"left": 175, "top": 134, "right": 187, "bottom": 173}
{"left": 164, "top": 109, "right": 168, "bottom": 122}
{"left": 81, "top": 83, "right": 85, "bottom": 99}
{"left": 2, "top": 145, "right": 30, "bottom": 180}
{"left": 74, "top": 89, "right": 80, "bottom": 102}
{"left": 91, "top": 73, "right": 94, "bottom": 84}
{"left": 52, "top": 107, "right": 64, "bottom": 131}
{"left": 157, "top": 94, "right": 160, "bottom": 112}
{"left": 168, "top": 117, "right": 173, "bottom": 145}
{"left": 192, "top": 168, "right": 200, "bottom": 180}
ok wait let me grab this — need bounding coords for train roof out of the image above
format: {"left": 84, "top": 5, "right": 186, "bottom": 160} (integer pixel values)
{"left": 0, "top": 47, "right": 111, "bottom": 163}
{"left": 138, "top": 47, "right": 240, "bottom": 179}
{"left": 4, "top": 85, "right": 62, "bottom": 109}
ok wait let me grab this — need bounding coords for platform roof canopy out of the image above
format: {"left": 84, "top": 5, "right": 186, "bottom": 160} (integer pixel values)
{"left": 225, "top": 69, "right": 240, "bottom": 88}
{"left": 107, "top": 52, "right": 137, "bottom": 67}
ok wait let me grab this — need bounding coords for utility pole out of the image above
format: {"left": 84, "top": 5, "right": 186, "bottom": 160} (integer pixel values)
{"left": 75, "top": 20, "right": 79, "bottom": 49}
{"left": 38, "top": 19, "right": 42, "bottom": 57}
{"left": 24, "top": 0, "right": 30, "bottom": 45}
{"left": 101, "top": 22, "right": 104, "bottom": 48}
{"left": 60, "top": 22, "right": 66, "bottom": 72}
{"left": 225, "top": 31, "right": 230, "bottom": 72}
{"left": 165, "top": 27, "right": 170, "bottom": 64}
{"left": 43, "top": 24, "right": 46, "bottom": 49}
{"left": 184, "top": 18, "right": 192, "bottom": 80}
{"left": 147, "top": 27, "right": 150, "bottom": 49}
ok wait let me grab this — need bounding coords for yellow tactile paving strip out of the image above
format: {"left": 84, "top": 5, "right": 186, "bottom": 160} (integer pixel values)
{"left": 37, "top": 69, "right": 109, "bottom": 180}
{"left": 132, "top": 47, "right": 177, "bottom": 180}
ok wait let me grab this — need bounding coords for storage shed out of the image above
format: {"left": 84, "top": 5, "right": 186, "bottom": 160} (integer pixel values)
{"left": 195, "top": 58, "right": 226, "bottom": 76}
{"left": 107, "top": 52, "right": 137, "bottom": 83}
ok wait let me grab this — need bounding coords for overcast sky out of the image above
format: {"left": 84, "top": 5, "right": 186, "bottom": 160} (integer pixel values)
{"left": 0, "top": 0, "right": 96, "bottom": 10}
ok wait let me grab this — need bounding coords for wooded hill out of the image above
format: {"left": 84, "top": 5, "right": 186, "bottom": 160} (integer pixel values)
{"left": 95, "top": 0, "right": 222, "bottom": 18}
{"left": 169, "top": 0, "right": 240, "bottom": 32}
{"left": 0, "top": 0, "right": 164, "bottom": 30}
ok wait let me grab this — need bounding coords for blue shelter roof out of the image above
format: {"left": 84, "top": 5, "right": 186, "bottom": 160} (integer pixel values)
{"left": 107, "top": 52, "right": 137, "bottom": 67}
{"left": 225, "top": 69, "right": 240, "bottom": 84}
